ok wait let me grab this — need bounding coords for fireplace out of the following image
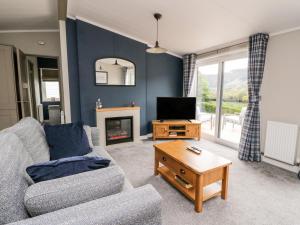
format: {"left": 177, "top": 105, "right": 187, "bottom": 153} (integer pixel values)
{"left": 105, "top": 116, "right": 133, "bottom": 145}
{"left": 96, "top": 107, "right": 140, "bottom": 147}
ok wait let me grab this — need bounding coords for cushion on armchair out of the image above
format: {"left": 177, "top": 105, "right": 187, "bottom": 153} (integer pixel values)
{"left": 44, "top": 122, "right": 92, "bottom": 160}
{"left": 26, "top": 156, "right": 111, "bottom": 183}
{"left": 24, "top": 165, "right": 125, "bottom": 216}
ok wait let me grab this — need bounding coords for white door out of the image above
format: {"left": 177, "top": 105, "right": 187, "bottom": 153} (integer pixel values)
{"left": 0, "top": 45, "right": 18, "bottom": 130}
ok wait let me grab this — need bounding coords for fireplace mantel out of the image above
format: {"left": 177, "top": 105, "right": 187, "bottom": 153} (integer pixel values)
{"left": 96, "top": 107, "right": 140, "bottom": 147}
{"left": 96, "top": 106, "right": 140, "bottom": 112}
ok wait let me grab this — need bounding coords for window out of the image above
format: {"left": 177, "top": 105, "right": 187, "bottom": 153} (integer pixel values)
{"left": 44, "top": 81, "right": 60, "bottom": 100}
{"left": 220, "top": 58, "right": 248, "bottom": 144}
{"left": 195, "top": 51, "right": 248, "bottom": 147}
{"left": 40, "top": 68, "right": 60, "bottom": 102}
{"left": 197, "top": 63, "right": 219, "bottom": 136}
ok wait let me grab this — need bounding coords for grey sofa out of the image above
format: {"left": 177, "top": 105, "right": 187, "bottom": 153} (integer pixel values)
{"left": 0, "top": 118, "right": 162, "bottom": 225}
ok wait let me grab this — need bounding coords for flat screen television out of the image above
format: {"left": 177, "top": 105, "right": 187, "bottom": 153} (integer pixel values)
{"left": 157, "top": 97, "right": 196, "bottom": 120}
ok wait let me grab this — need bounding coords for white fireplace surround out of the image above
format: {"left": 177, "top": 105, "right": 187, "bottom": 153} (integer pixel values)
{"left": 96, "top": 107, "right": 140, "bottom": 147}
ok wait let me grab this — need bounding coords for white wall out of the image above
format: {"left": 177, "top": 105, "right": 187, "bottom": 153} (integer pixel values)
{"left": 0, "top": 32, "right": 60, "bottom": 56}
{"left": 261, "top": 30, "right": 300, "bottom": 162}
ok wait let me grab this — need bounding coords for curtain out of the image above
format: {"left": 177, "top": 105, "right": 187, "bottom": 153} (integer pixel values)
{"left": 183, "top": 54, "right": 197, "bottom": 97}
{"left": 239, "top": 33, "right": 269, "bottom": 162}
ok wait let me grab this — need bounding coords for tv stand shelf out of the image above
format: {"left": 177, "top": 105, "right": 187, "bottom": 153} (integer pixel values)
{"left": 152, "top": 120, "right": 201, "bottom": 141}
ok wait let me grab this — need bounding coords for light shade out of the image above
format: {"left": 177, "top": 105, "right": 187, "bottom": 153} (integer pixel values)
{"left": 147, "top": 13, "right": 167, "bottom": 54}
{"left": 146, "top": 41, "right": 167, "bottom": 54}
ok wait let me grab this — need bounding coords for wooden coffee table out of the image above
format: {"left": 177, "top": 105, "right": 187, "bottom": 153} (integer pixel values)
{"left": 154, "top": 140, "right": 232, "bottom": 213}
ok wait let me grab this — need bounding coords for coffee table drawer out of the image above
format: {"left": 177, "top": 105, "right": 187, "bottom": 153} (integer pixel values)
{"left": 158, "top": 151, "right": 195, "bottom": 184}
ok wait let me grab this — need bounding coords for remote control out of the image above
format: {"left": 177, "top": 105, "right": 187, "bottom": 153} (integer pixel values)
{"left": 186, "top": 146, "right": 201, "bottom": 154}
{"left": 191, "top": 146, "right": 202, "bottom": 151}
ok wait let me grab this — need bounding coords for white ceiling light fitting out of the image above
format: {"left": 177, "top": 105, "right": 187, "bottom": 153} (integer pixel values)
{"left": 146, "top": 13, "right": 167, "bottom": 54}
{"left": 37, "top": 40, "right": 46, "bottom": 45}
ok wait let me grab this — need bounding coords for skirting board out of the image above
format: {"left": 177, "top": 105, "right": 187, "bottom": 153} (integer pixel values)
{"left": 140, "top": 133, "right": 152, "bottom": 140}
{"left": 262, "top": 156, "right": 300, "bottom": 173}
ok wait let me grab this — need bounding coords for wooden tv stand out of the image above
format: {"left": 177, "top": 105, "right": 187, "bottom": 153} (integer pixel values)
{"left": 152, "top": 120, "right": 201, "bottom": 141}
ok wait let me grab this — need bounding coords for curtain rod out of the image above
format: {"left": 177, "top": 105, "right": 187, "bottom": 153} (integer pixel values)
{"left": 197, "top": 40, "right": 249, "bottom": 57}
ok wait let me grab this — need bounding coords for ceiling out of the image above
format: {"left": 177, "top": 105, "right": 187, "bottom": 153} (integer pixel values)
{"left": 0, "top": 0, "right": 58, "bottom": 30}
{"left": 0, "top": 0, "right": 299, "bottom": 56}
{"left": 68, "top": 0, "right": 300, "bottom": 56}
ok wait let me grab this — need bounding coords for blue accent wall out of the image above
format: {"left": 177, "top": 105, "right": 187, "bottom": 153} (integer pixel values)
{"left": 66, "top": 19, "right": 182, "bottom": 135}
{"left": 66, "top": 19, "right": 81, "bottom": 122}
{"left": 146, "top": 54, "right": 183, "bottom": 132}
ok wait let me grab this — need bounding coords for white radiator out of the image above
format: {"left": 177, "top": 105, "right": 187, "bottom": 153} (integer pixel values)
{"left": 264, "top": 121, "right": 298, "bottom": 165}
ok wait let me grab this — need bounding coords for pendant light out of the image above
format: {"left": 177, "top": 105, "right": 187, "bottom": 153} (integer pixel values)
{"left": 112, "top": 33, "right": 121, "bottom": 67}
{"left": 146, "top": 13, "right": 167, "bottom": 54}
{"left": 113, "top": 59, "right": 120, "bottom": 66}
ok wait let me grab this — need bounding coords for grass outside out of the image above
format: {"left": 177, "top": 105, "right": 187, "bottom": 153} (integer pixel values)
{"left": 199, "top": 101, "right": 247, "bottom": 114}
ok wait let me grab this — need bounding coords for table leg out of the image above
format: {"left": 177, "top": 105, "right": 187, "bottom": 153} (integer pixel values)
{"left": 221, "top": 166, "right": 229, "bottom": 200}
{"left": 154, "top": 149, "right": 159, "bottom": 176}
{"left": 195, "top": 174, "right": 204, "bottom": 212}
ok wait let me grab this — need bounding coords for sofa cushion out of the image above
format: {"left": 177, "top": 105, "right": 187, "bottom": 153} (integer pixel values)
{"left": 89, "top": 146, "right": 116, "bottom": 165}
{"left": 86, "top": 146, "right": 133, "bottom": 191}
{"left": 3, "top": 117, "right": 49, "bottom": 163}
{"left": 13, "top": 185, "right": 162, "bottom": 225}
{"left": 26, "top": 156, "right": 111, "bottom": 183}
{"left": 44, "top": 122, "right": 92, "bottom": 160}
{"left": 0, "top": 133, "right": 32, "bottom": 224}
{"left": 24, "top": 165, "right": 125, "bottom": 216}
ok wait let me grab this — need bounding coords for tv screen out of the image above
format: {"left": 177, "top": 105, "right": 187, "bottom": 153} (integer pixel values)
{"left": 157, "top": 97, "right": 196, "bottom": 120}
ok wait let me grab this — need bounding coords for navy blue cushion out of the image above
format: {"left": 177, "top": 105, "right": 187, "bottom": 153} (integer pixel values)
{"left": 26, "top": 156, "right": 111, "bottom": 183}
{"left": 44, "top": 122, "right": 92, "bottom": 160}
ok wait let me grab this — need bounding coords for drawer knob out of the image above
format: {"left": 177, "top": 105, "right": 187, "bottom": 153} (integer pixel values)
{"left": 180, "top": 169, "right": 185, "bottom": 174}
{"left": 162, "top": 156, "right": 167, "bottom": 161}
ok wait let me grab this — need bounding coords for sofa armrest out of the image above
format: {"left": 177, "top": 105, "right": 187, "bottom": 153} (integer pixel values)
{"left": 91, "top": 127, "right": 100, "bottom": 146}
{"left": 24, "top": 165, "right": 124, "bottom": 216}
{"left": 9, "top": 185, "right": 162, "bottom": 225}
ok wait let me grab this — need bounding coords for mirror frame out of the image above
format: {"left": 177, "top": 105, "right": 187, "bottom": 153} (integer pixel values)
{"left": 94, "top": 57, "right": 136, "bottom": 86}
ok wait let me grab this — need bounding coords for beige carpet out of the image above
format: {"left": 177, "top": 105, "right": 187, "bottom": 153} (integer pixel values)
{"left": 108, "top": 139, "right": 300, "bottom": 225}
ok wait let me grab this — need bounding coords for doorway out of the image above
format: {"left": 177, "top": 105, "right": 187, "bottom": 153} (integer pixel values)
{"left": 26, "top": 56, "right": 62, "bottom": 125}
{"left": 196, "top": 52, "right": 248, "bottom": 148}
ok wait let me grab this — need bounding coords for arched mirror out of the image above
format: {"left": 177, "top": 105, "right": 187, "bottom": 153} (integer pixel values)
{"left": 95, "top": 58, "right": 135, "bottom": 86}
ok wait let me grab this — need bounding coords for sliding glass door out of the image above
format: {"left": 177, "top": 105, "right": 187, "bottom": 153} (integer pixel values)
{"left": 196, "top": 63, "right": 219, "bottom": 136}
{"left": 196, "top": 53, "right": 248, "bottom": 147}
{"left": 220, "top": 58, "right": 248, "bottom": 144}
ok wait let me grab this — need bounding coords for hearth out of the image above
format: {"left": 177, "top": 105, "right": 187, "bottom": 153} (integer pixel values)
{"left": 105, "top": 116, "right": 133, "bottom": 145}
